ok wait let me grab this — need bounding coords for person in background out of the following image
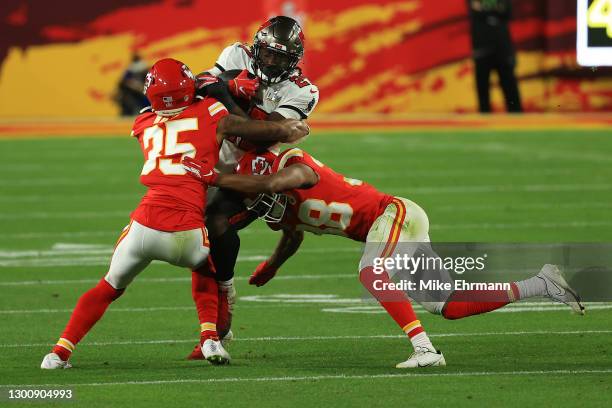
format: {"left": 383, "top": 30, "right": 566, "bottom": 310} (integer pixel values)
{"left": 467, "top": 0, "right": 522, "bottom": 113}
{"left": 116, "top": 54, "right": 150, "bottom": 116}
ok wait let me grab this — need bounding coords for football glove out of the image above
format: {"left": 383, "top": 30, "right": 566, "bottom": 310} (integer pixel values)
{"left": 227, "top": 69, "right": 259, "bottom": 99}
{"left": 249, "top": 260, "right": 278, "bottom": 287}
{"left": 182, "top": 157, "right": 218, "bottom": 185}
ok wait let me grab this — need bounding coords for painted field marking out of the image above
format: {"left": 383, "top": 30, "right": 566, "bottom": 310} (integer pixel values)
{"left": 0, "top": 300, "right": 608, "bottom": 315}
{"left": 1, "top": 369, "right": 611, "bottom": 388}
{"left": 1, "top": 330, "right": 610, "bottom": 349}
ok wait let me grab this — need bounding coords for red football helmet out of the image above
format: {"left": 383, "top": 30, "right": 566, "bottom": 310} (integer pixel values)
{"left": 236, "top": 149, "right": 277, "bottom": 176}
{"left": 236, "top": 150, "right": 287, "bottom": 223}
{"left": 144, "top": 58, "right": 195, "bottom": 115}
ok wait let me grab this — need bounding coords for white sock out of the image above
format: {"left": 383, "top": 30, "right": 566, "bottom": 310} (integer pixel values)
{"left": 218, "top": 279, "right": 234, "bottom": 291}
{"left": 515, "top": 276, "right": 546, "bottom": 299}
{"left": 410, "top": 331, "right": 435, "bottom": 352}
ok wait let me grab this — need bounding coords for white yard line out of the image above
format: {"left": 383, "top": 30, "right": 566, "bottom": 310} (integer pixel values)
{"left": 1, "top": 369, "right": 611, "bottom": 388}
{"left": 1, "top": 330, "right": 610, "bottom": 349}
{"left": 431, "top": 220, "right": 612, "bottom": 230}
{"left": 4, "top": 182, "right": 612, "bottom": 205}
{"left": 1, "top": 218, "right": 610, "bottom": 242}
{"left": 0, "top": 301, "right": 608, "bottom": 315}
{"left": 0, "top": 273, "right": 356, "bottom": 286}
{"left": 3, "top": 201, "right": 612, "bottom": 221}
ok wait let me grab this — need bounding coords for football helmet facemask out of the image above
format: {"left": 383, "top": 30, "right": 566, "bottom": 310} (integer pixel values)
{"left": 252, "top": 16, "right": 305, "bottom": 84}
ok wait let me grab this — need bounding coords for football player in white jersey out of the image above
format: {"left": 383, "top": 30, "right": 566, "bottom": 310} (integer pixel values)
{"left": 187, "top": 16, "right": 319, "bottom": 359}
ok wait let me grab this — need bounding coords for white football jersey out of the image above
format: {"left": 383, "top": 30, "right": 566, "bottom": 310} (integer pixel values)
{"left": 208, "top": 42, "right": 319, "bottom": 173}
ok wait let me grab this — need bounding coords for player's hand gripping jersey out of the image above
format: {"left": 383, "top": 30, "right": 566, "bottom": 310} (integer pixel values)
{"left": 241, "top": 149, "right": 394, "bottom": 241}
{"left": 130, "top": 97, "right": 228, "bottom": 231}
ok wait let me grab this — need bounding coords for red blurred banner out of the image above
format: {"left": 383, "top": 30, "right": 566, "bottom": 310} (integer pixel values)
{"left": 0, "top": 0, "right": 610, "bottom": 117}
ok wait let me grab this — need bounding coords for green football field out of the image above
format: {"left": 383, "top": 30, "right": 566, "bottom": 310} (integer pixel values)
{"left": 0, "top": 130, "right": 611, "bottom": 407}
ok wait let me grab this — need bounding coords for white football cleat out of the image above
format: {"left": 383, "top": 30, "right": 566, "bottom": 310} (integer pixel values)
{"left": 221, "top": 330, "right": 234, "bottom": 349}
{"left": 537, "top": 264, "right": 585, "bottom": 315}
{"left": 40, "top": 353, "right": 72, "bottom": 370}
{"left": 396, "top": 346, "right": 446, "bottom": 369}
{"left": 201, "top": 339, "right": 231, "bottom": 365}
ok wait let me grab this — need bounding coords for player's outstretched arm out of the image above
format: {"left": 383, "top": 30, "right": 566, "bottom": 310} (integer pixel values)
{"left": 182, "top": 158, "right": 318, "bottom": 193}
{"left": 218, "top": 164, "right": 317, "bottom": 194}
{"left": 250, "top": 229, "right": 304, "bottom": 287}
{"left": 216, "top": 115, "right": 309, "bottom": 145}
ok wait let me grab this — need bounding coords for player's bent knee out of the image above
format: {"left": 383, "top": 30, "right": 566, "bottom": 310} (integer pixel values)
{"left": 403, "top": 199, "right": 430, "bottom": 241}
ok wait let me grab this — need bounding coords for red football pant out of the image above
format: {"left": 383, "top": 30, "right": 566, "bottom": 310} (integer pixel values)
{"left": 442, "top": 283, "right": 520, "bottom": 319}
{"left": 52, "top": 279, "right": 124, "bottom": 360}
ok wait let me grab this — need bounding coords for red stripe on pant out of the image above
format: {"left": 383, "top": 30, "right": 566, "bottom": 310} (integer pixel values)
{"left": 380, "top": 198, "right": 406, "bottom": 259}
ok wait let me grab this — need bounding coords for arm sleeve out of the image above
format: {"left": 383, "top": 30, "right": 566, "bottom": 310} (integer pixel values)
{"left": 210, "top": 43, "right": 252, "bottom": 75}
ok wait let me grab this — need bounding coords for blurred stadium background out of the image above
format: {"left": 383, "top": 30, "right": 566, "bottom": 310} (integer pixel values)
{"left": 1, "top": 0, "right": 611, "bottom": 124}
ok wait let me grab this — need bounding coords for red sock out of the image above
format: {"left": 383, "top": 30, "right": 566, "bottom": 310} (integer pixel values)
{"left": 442, "top": 283, "right": 520, "bottom": 320}
{"left": 192, "top": 260, "right": 219, "bottom": 342}
{"left": 52, "top": 279, "right": 124, "bottom": 361}
{"left": 359, "top": 266, "right": 423, "bottom": 337}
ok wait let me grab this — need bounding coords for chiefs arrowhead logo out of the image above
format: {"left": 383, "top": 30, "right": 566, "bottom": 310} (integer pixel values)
{"left": 252, "top": 157, "right": 272, "bottom": 175}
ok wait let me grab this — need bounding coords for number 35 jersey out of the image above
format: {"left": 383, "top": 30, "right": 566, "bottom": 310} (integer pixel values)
{"left": 270, "top": 148, "right": 394, "bottom": 242}
{"left": 129, "top": 97, "right": 228, "bottom": 231}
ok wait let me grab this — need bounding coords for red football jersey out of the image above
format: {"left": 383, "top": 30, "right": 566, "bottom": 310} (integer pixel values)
{"left": 266, "top": 148, "right": 394, "bottom": 242}
{"left": 130, "top": 97, "right": 228, "bottom": 231}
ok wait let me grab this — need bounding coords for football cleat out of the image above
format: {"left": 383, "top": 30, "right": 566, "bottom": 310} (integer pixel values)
{"left": 537, "top": 264, "right": 585, "bottom": 315}
{"left": 201, "top": 338, "right": 231, "bottom": 365}
{"left": 186, "top": 330, "right": 234, "bottom": 360}
{"left": 396, "top": 347, "right": 446, "bottom": 369}
{"left": 40, "top": 353, "right": 72, "bottom": 370}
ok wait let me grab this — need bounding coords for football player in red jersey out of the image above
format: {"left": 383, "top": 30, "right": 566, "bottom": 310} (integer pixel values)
{"left": 40, "top": 58, "right": 309, "bottom": 370}
{"left": 182, "top": 149, "right": 584, "bottom": 368}
{"left": 186, "top": 16, "right": 319, "bottom": 359}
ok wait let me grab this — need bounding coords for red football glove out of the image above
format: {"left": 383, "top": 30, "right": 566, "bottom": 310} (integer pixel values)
{"left": 181, "top": 157, "right": 218, "bottom": 185}
{"left": 249, "top": 260, "right": 278, "bottom": 287}
{"left": 227, "top": 69, "right": 259, "bottom": 99}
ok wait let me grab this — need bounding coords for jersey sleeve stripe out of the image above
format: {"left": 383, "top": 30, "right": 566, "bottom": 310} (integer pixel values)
{"left": 214, "top": 63, "right": 226, "bottom": 72}
{"left": 278, "top": 104, "right": 307, "bottom": 119}
{"left": 277, "top": 148, "right": 304, "bottom": 170}
{"left": 208, "top": 101, "right": 228, "bottom": 116}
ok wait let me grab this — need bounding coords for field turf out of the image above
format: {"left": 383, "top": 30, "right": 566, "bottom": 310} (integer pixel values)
{"left": 0, "top": 130, "right": 611, "bottom": 407}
